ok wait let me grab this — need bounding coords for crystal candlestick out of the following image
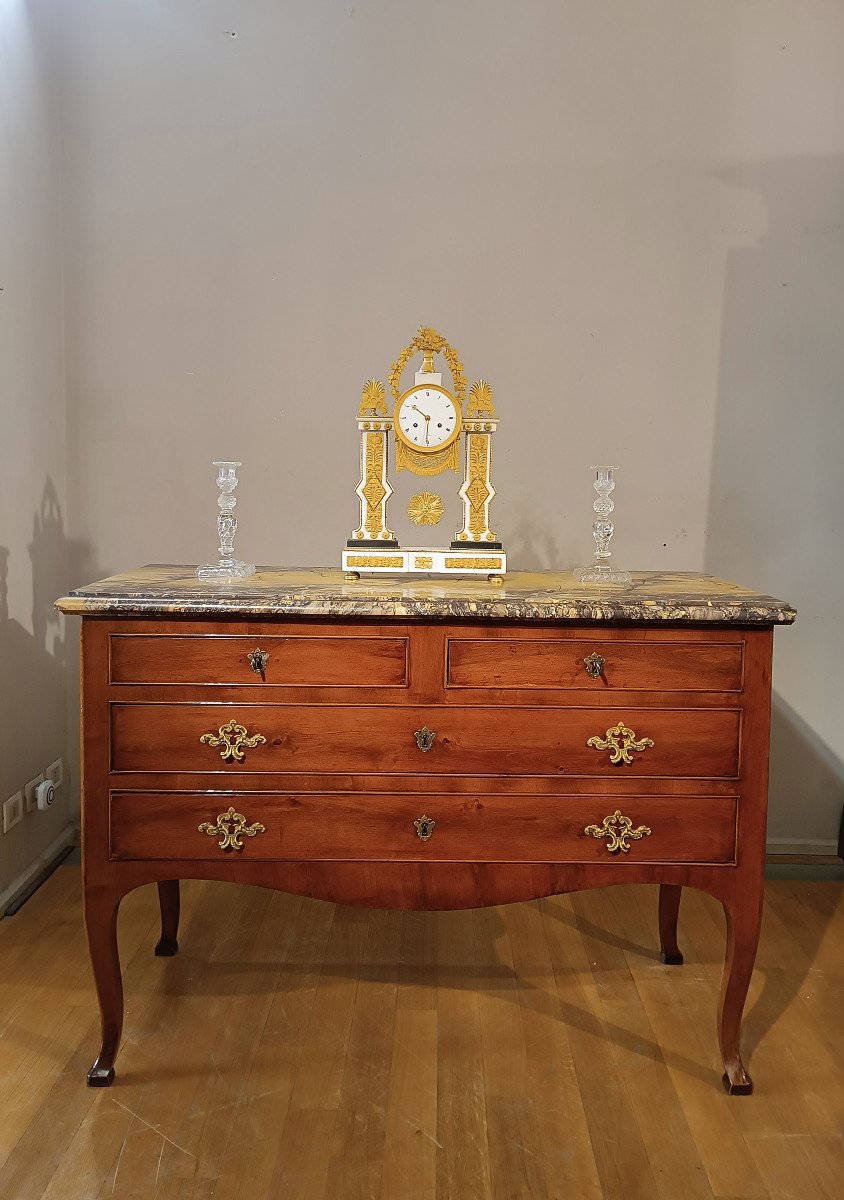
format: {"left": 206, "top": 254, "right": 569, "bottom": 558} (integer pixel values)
{"left": 575, "top": 465, "right": 631, "bottom": 585}
{"left": 196, "top": 461, "right": 255, "bottom": 580}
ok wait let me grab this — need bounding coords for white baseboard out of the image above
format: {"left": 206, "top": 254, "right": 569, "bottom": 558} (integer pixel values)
{"left": 766, "top": 837, "right": 839, "bottom": 857}
{"left": 0, "top": 824, "right": 77, "bottom": 915}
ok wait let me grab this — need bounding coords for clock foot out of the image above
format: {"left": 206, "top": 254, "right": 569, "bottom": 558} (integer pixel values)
{"left": 488, "top": 574, "right": 504, "bottom": 586}
{"left": 344, "top": 571, "right": 361, "bottom": 582}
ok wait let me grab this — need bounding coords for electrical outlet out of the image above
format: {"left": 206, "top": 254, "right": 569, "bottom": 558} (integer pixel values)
{"left": 25, "top": 773, "right": 45, "bottom": 814}
{"left": 3, "top": 793, "right": 24, "bottom": 834}
{"left": 46, "top": 759, "right": 64, "bottom": 790}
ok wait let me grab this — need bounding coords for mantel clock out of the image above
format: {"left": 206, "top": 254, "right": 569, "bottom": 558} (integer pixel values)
{"left": 342, "top": 326, "right": 506, "bottom": 581}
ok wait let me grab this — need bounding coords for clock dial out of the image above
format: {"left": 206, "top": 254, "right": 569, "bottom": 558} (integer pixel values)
{"left": 395, "top": 386, "right": 461, "bottom": 452}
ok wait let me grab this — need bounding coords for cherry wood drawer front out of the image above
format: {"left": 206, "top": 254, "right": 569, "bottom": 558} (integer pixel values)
{"left": 110, "top": 704, "right": 741, "bottom": 778}
{"left": 109, "top": 634, "right": 408, "bottom": 688}
{"left": 446, "top": 637, "right": 743, "bottom": 692}
{"left": 109, "top": 792, "right": 737, "bottom": 864}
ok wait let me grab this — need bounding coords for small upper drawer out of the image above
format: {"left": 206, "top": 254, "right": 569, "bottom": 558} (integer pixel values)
{"left": 446, "top": 638, "right": 743, "bottom": 692}
{"left": 109, "top": 634, "right": 408, "bottom": 688}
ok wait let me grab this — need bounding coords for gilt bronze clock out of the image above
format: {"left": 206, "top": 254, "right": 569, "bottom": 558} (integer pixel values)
{"left": 342, "top": 326, "right": 505, "bottom": 580}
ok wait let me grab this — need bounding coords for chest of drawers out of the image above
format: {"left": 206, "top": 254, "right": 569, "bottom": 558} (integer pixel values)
{"left": 57, "top": 567, "right": 795, "bottom": 1094}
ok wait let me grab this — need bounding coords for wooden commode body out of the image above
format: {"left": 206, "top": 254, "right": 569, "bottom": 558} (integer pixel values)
{"left": 56, "top": 567, "right": 795, "bottom": 1093}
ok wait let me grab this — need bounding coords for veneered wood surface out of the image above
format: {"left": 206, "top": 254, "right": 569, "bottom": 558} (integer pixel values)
{"left": 109, "top": 631, "right": 409, "bottom": 687}
{"left": 446, "top": 635, "right": 744, "bottom": 691}
{"left": 77, "top": 612, "right": 777, "bottom": 1092}
{"left": 110, "top": 702, "right": 741, "bottom": 778}
{"left": 108, "top": 791, "right": 738, "bottom": 864}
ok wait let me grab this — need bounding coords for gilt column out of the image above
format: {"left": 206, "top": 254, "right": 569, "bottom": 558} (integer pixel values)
{"left": 452, "top": 381, "right": 501, "bottom": 548}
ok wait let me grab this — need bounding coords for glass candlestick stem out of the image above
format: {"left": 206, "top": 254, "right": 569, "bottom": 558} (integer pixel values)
{"left": 575, "top": 464, "right": 631, "bottom": 585}
{"left": 196, "top": 461, "right": 255, "bottom": 580}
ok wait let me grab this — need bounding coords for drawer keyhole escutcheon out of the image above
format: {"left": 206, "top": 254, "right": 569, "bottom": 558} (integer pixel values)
{"left": 414, "top": 725, "right": 437, "bottom": 752}
{"left": 583, "top": 809, "right": 652, "bottom": 855}
{"left": 587, "top": 721, "right": 654, "bottom": 765}
{"left": 199, "top": 806, "right": 266, "bottom": 851}
{"left": 413, "top": 815, "right": 436, "bottom": 842}
{"left": 583, "top": 652, "right": 605, "bottom": 678}
{"left": 247, "top": 647, "right": 270, "bottom": 676}
{"left": 199, "top": 719, "right": 267, "bottom": 763}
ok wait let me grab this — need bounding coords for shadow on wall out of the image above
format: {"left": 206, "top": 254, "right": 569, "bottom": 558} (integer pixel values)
{"left": 505, "top": 514, "right": 564, "bottom": 572}
{"left": 0, "top": 480, "right": 69, "bottom": 858}
{"left": 0, "top": 479, "right": 101, "bottom": 836}
{"left": 704, "top": 154, "right": 844, "bottom": 845}
{"left": 29, "top": 477, "right": 67, "bottom": 664}
{"left": 769, "top": 693, "right": 844, "bottom": 849}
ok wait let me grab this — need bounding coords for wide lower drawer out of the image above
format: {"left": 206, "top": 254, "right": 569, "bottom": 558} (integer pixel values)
{"left": 110, "top": 704, "right": 741, "bottom": 778}
{"left": 108, "top": 792, "right": 738, "bottom": 864}
{"left": 446, "top": 636, "right": 743, "bottom": 692}
{"left": 109, "top": 633, "right": 408, "bottom": 688}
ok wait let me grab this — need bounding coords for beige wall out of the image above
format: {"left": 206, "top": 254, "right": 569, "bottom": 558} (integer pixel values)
{"left": 0, "top": 2, "right": 72, "bottom": 897}
{"left": 37, "top": 1, "right": 844, "bottom": 848}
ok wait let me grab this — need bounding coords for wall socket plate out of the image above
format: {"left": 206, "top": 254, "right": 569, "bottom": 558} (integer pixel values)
{"left": 46, "top": 759, "right": 64, "bottom": 790}
{"left": 25, "top": 774, "right": 45, "bottom": 814}
{"left": 3, "top": 793, "right": 24, "bottom": 834}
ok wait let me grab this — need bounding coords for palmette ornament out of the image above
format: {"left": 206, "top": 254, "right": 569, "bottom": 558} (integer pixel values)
{"left": 342, "top": 327, "right": 506, "bottom": 581}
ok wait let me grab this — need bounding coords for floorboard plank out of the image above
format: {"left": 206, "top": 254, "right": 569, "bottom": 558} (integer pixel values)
{"left": 0, "top": 871, "right": 840, "bottom": 1200}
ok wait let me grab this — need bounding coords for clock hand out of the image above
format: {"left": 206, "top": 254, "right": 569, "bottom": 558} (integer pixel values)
{"left": 410, "top": 403, "right": 431, "bottom": 421}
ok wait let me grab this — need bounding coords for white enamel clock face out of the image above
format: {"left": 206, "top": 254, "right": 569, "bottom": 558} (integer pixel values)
{"left": 395, "top": 385, "right": 461, "bottom": 452}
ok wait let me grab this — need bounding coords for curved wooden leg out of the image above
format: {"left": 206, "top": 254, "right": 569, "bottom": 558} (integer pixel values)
{"left": 718, "top": 895, "right": 763, "bottom": 1095}
{"left": 154, "top": 880, "right": 180, "bottom": 957}
{"left": 658, "top": 884, "right": 684, "bottom": 964}
{"left": 84, "top": 886, "right": 124, "bottom": 1086}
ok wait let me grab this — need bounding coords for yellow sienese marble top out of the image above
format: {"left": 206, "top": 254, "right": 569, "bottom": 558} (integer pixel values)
{"left": 55, "top": 566, "right": 796, "bottom": 624}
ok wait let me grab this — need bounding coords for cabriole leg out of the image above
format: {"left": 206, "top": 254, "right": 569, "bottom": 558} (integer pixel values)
{"left": 718, "top": 896, "right": 763, "bottom": 1095}
{"left": 658, "top": 884, "right": 684, "bottom": 964}
{"left": 154, "top": 880, "right": 180, "bottom": 957}
{"left": 84, "top": 886, "right": 124, "bottom": 1086}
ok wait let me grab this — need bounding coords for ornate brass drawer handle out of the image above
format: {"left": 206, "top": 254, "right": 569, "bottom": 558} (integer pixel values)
{"left": 200, "top": 719, "right": 267, "bottom": 763}
{"left": 247, "top": 647, "right": 270, "bottom": 675}
{"left": 583, "top": 652, "right": 605, "bottom": 678}
{"left": 413, "top": 815, "right": 436, "bottom": 842}
{"left": 584, "top": 809, "right": 652, "bottom": 855}
{"left": 587, "top": 721, "right": 653, "bottom": 765}
{"left": 414, "top": 725, "right": 437, "bottom": 752}
{"left": 199, "top": 806, "right": 266, "bottom": 851}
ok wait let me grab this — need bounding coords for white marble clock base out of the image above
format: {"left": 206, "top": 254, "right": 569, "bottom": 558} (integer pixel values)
{"left": 341, "top": 546, "right": 506, "bottom": 578}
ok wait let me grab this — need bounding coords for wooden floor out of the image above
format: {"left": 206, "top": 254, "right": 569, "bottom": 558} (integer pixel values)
{"left": 0, "top": 869, "right": 840, "bottom": 1200}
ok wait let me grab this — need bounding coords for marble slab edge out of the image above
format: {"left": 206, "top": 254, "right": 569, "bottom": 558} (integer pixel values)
{"left": 55, "top": 594, "right": 796, "bottom": 624}
{"left": 55, "top": 566, "right": 797, "bottom": 624}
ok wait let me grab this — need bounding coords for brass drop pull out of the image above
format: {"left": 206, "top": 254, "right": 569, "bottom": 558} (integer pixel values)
{"left": 583, "top": 652, "right": 605, "bottom": 678}
{"left": 200, "top": 719, "right": 267, "bottom": 763}
{"left": 414, "top": 725, "right": 437, "bottom": 752}
{"left": 199, "top": 806, "right": 266, "bottom": 851}
{"left": 248, "top": 647, "right": 270, "bottom": 675}
{"left": 413, "top": 815, "right": 436, "bottom": 842}
{"left": 584, "top": 809, "right": 652, "bottom": 855}
{"left": 587, "top": 721, "right": 653, "bottom": 765}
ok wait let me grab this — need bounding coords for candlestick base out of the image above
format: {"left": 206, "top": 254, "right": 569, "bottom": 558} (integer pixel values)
{"left": 575, "top": 563, "right": 631, "bottom": 585}
{"left": 196, "top": 559, "right": 255, "bottom": 580}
